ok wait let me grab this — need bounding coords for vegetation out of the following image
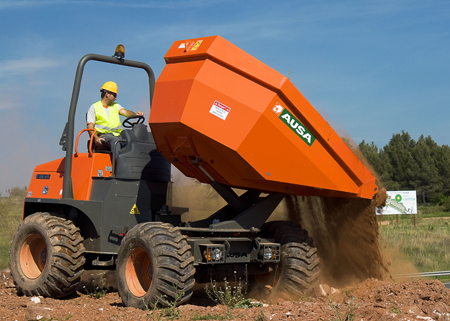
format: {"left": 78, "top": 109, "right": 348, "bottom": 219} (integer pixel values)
{"left": 144, "top": 287, "right": 185, "bottom": 321}
{"left": 359, "top": 131, "right": 450, "bottom": 205}
{"left": 204, "top": 273, "right": 261, "bottom": 309}
{"left": 328, "top": 295, "right": 359, "bottom": 321}
{"left": 380, "top": 214, "right": 450, "bottom": 274}
{"left": 389, "top": 306, "right": 402, "bottom": 314}
{"left": 0, "top": 187, "right": 26, "bottom": 270}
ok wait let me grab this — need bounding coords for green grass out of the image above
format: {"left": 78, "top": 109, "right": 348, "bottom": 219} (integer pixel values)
{"left": 380, "top": 213, "right": 450, "bottom": 275}
{"left": 420, "top": 207, "right": 450, "bottom": 218}
{"left": 0, "top": 196, "right": 23, "bottom": 270}
{"left": 378, "top": 204, "right": 449, "bottom": 221}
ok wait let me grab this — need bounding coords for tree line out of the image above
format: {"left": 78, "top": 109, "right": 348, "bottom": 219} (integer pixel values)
{"left": 358, "top": 131, "right": 450, "bottom": 206}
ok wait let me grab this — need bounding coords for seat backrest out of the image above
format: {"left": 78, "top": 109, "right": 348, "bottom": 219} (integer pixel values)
{"left": 115, "top": 125, "right": 171, "bottom": 181}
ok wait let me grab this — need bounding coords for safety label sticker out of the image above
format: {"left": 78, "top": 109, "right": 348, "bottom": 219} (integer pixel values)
{"left": 130, "top": 204, "right": 140, "bottom": 215}
{"left": 210, "top": 100, "right": 231, "bottom": 120}
{"left": 271, "top": 102, "right": 316, "bottom": 147}
{"left": 191, "top": 40, "right": 203, "bottom": 51}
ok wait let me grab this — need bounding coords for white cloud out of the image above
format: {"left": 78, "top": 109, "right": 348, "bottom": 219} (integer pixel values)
{"left": 0, "top": 58, "right": 64, "bottom": 76}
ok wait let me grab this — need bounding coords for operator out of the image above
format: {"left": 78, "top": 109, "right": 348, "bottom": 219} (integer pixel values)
{"left": 86, "top": 81, "right": 143, "bottom": 157}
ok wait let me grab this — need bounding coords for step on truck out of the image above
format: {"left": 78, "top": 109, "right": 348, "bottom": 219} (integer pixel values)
{"left": 9, "top": 36, "right": 378, "bottom": 308}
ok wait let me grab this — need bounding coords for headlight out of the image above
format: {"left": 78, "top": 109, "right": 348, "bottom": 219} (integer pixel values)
{"left": 203, "top": 245, "right": 225, "bottom": 263}
{"left": 259, "top": 244, "right": 280, "bottom": 262}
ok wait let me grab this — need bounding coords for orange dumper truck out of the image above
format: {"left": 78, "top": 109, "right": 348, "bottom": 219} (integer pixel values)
{"left": 9, "top": 36, "right": 377, "bottom": 309}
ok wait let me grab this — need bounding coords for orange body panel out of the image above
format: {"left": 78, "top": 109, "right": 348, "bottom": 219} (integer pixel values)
{"left": 27, "top": 154, "right": 112, "bottom": 201}
{"left": 150, "top": 36, "right": 377, "bottom": 199}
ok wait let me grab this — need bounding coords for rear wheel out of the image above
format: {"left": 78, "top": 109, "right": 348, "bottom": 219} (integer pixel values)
{"left": 116, "top": 222, "right": 195, "bottom": 309}
{"left": 9, "top": 212, "right": 86, "bottom": 298}
{"left": 259, "top": 221, "right": 320, "bottom": 299}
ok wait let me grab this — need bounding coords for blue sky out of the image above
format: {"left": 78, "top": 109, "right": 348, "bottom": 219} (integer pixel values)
{"left": 0, "top": 0, "right": 449, "bottom": 193}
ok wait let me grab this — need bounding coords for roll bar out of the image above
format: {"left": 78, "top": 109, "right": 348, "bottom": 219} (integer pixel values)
{"left": 59, "top": 53, "right": 155, "bottom": 199}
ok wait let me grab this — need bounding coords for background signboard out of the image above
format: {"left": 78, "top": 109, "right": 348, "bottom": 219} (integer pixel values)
{"left": 376, "top": 190, "right": 417, "bottom": 215}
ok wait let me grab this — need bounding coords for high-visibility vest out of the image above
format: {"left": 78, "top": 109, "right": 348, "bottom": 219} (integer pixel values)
{"left": 93, "top": 101, "right": 122, "bottom": 136}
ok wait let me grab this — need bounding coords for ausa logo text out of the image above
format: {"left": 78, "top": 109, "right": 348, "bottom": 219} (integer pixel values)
{"left": 271, "top": 103, "right": 316, "bottom": 146}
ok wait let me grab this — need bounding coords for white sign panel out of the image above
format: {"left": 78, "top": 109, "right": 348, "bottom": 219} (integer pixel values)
{"left": 376, "top": 190, "right": 417, "bottom": 215}
{"left": 209, "top": 100, "right": 231, "bottom": 120}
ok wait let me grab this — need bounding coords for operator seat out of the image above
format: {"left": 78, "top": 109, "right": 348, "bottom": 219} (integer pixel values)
{"left": 115, "top": 124, "right": 171, "bottom": 181}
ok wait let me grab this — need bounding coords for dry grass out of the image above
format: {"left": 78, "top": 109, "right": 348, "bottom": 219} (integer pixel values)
{"left": 380, "top": 217, "right": 450, "bottom": 273}
{"left": 0, "top": 196, "right": 23, "bottom": 269}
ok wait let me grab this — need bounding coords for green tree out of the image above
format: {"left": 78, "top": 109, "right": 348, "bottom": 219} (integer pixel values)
{"left": 434, "top": 144, "right": 450, "bottom": 197}
{"left": 412, "top": 135, "right": 441, "bottom": 203}
{"left": 359, "top": 132, "right": 450, "bottom": 204}
{"left": 383, "top": 131, "right": 419, "bottom": 191}
{"left": 358, "top": 140, "right": 380, "bottom": 171}
{"left": 358, "top": 140, "right": 397, "bottom": 190}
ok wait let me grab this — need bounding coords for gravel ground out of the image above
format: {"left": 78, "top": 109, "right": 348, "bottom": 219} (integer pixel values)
{"left": 2, "top": 268, "right": 450, "bottom": 321}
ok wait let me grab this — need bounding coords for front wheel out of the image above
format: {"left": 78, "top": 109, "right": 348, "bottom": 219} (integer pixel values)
{"left": 9, "top": 212, "right": 86, "bottom": 298}
{"left": 260, "top": 221, "right": 320, "bottom": 299}
{"left": 116, "top": 222, "right": 195, "bottom": 309}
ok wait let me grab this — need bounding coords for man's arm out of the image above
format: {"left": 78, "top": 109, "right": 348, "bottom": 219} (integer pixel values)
{"left": 119, "top": 109, "right": 143, "bottom": 117}
{"left": 86, "top": 105, "right": 105, "bottom": 146}
{"left": 87, "top": 123, "right": 104, "bottom": 146}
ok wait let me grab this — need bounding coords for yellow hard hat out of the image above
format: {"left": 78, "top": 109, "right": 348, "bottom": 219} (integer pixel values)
{"left": 100, "top": 81, "right": 118, "bottom": 94}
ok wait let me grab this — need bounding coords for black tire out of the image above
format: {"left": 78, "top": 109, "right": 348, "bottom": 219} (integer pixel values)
{"left": 9, "top": 212, "right": 86, "bottom": 298}
{"left": 116, "top": 222, "right": 195, "bottom": 309}
{"left": 261, "top": 221, "right": 320, "bottom": 298}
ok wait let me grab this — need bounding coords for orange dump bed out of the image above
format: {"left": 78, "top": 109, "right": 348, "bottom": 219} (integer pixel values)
{"left": 149, "top": 36, "right": 377, "bottom": 199}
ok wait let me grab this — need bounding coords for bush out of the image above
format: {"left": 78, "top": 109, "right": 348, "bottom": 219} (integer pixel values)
{"left": 432, "top": 193, "right": 447, "bottom": 206}
{"left": 204, "top": 272, "right": 258, "bottom": 309}
{"left": 5, "top": 186, "right": 27, "bottom": 198}
{"left": 442, "top": 197, "right": 450, "bottom": 212}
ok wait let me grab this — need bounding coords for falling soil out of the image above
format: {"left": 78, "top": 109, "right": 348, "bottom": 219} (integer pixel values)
{"left": 281, "top": 188, "right": 390, "bottom": 288}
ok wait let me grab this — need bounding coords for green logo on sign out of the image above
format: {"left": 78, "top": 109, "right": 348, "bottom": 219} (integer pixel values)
{"left": 274, "top": 106, "right": 316, "bottom": 147}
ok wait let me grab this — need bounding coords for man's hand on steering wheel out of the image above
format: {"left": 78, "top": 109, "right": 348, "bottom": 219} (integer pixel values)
{"left": 122, "top": 115, "right": 145, "bottom": 128}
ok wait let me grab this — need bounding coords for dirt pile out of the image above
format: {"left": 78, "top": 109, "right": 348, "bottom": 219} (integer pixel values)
{"left": 2, "top": 268, "right": 450, "bottom": 321}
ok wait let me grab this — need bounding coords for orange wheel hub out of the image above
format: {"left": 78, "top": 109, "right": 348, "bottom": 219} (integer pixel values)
{"left": 19, "top": 234, "right": 47, "bottom": 279}
{"left": 125, "top": 247, "right": 152, "bottom": 297}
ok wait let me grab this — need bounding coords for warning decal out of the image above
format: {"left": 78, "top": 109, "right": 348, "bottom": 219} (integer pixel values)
{"left": 130, "top": 204, "right": 140, "bottom": 215}
{"left": 209, "top": 100, "right": 231, "bottom": 120}
{"left": 191, "top": 40, "right": 203, "bottom": 51}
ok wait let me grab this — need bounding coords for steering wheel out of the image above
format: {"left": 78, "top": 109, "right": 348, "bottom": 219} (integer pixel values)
{"left": 122, "top": 115, "right": 145, "bottom": 128}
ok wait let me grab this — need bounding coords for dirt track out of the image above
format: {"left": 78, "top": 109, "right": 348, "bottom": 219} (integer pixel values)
{"left": 2, "top": 268, "right": 450, "bottom": 321}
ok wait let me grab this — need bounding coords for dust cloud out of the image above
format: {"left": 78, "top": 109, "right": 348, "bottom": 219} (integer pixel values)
{"left": 170, "top": 168, "right": 227, "bottom": 222}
